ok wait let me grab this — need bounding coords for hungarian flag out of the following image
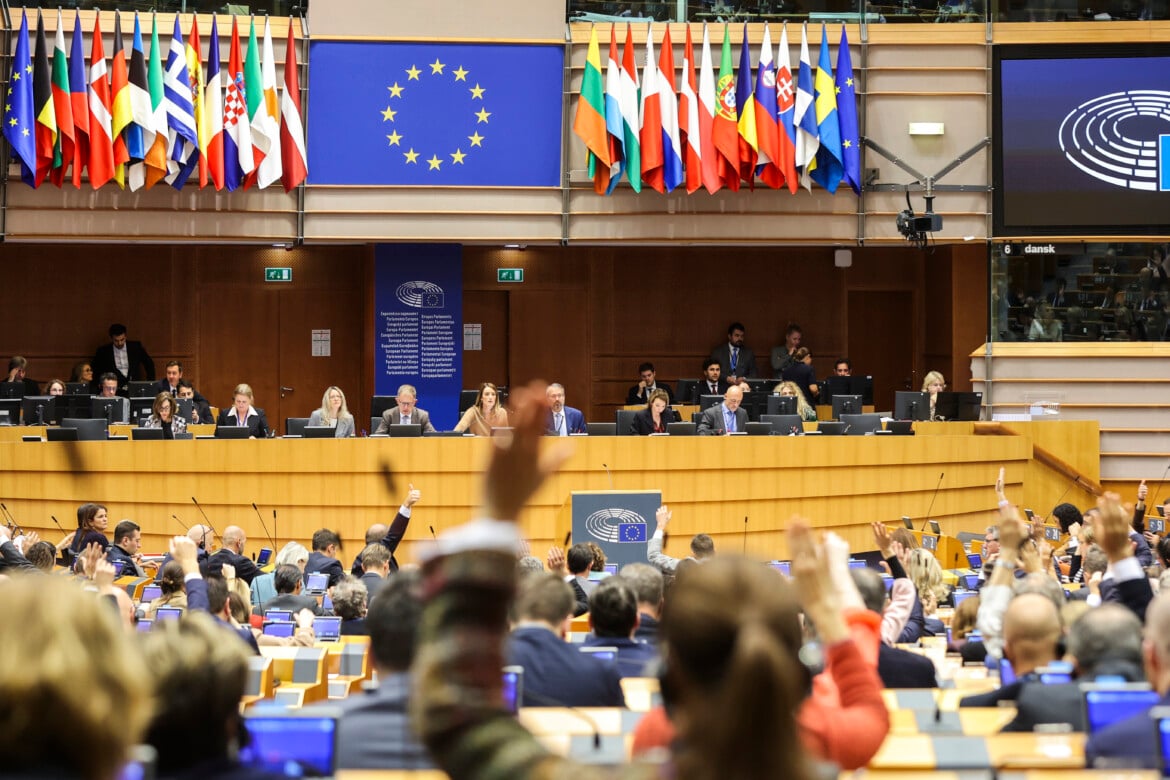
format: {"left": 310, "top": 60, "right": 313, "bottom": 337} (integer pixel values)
{"left": 33, "top": 10, "right": 57, "bottom": 187}
{"left": 656, "top": 26, "right": 683, "bottom": 193}
{"left": 144, "top": 15, "right": 168, "bottom": 189}
{"left": 775, "top": 23, "right": 798, "bottom": 194}
{"left": 204, "top": 17, "right": 225, "bottom": 191}
{"left": 602, "top": 25, "right": 625, "bottom": 195}
{"left": 617, "top": 25, "right": 640, "bottom": 192}
{"left": 3, "top": 12, "right": 36, "bottom": 187}
{"left": 186, "top": 16, "right": 208, "bottom": 187}
{"left": 279, "top": 22, "right": 307, "bottom": 192}
{"left": 223, "top": 16, "right": 255, "bottom": 191}
{"left": 678, "top": 25, "right": 703, "bottom": 194}
{"left": 572, "top": 24, "right": 610, "bottom": 194}
{"left": 712, "top": 24, "right": 739, "bottom": 192}
{"left": 126, "top": 13, "right": 156, "bottom": 192}
{"left": 753, "top": 24, "right": 784, "bottom": 190}
{"left": 638, "top": 24, "right": 664, "bottom": 194}
{"left": 68, "top": 11, "right": 90, "bottom": 187}
{"left": 49, "top": 10, "right": 76, "bottom": 188}
{"left": 87, "top": 11, "right": 116, "bottom": 189}
{"left": 734, "top": 24, "right": 757, "bottom": 188}
{"left": 110, "top": 11, "right": 133, "bottom": 188}
{"left": 697, "top": 24, "right": 721, "bottom": 194}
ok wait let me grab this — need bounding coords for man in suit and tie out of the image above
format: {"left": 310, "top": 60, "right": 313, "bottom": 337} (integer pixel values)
{"left": 545, "top": 383, "right": 585, "bottom": 436}
{"left": 709, "top": 321, "right": 757, "bottom": 383}
{"left": 375, "top": 384, "right": 436, "bottom": 434}
{"left": 349, "top": 484, "right": 422, "bottom": 576}
{"left": 258, "top": 563, "right": 325, "bottom": 617}
{"left": 626, "top": 362, "right": 675, "bottom": 405}
{"left": 697, "top": 385, "right": 748, "bottom": 435}
{"left": 92, "top": 323, "right": 154, "bottom": 395}
{"left": 691, "top": 358, "right": 730, "bottom": 403}
{"left": 152, "top": 361, "right": 210, "bottom": 415}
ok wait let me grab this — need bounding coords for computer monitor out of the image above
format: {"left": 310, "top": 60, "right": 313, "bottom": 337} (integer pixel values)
{"left": 313, "top": 616, "right": 342, "bottom": 642}
{"left": 388, "top": 424, "right": 422, "bottom": 438}
{"left": 91, "top": 397, "right": 123, "bottom": 424}
{"left": 767, "top": 394, "right": 797, "bottom": 416}
{"left": 131, "top": 428, "right": 164, "bottom": 440}
{"left": 60, "top": 418, "right": 108, "bottom": 441}
{"left": 214, "top": 426, "right": 251, "bottom": 439}
{"left": 55, "top": 394, "right": 92, "bottom": 420}
{"left": 303, "top": 425, "right": 336, "bottom": 439}
{"left": 822, "top": 375, "right": 874, "bottom": 405}
{"left": 239, "top": 710, "right": 339, "bottom": 777}
{"left": 740, "top": 390, "right": 768, "bottom": 422}
{"left": 698, "top": 394, "right": 723, "bottom": 412}
{"left": 65, "top": 382, "right": 90, "bottom": 395}
{"left": 129, "top": 398, "right": 154, "bottom": 425}
{"left": 285, "top": 417, "right": 310, "bottom": 437}
{"left": 139, "top": 585, "right": 162, "bottom": 603}
{"left": 585, "top": 422, "right": 617, "bottom": 436}
{"left": 305, "top": 572, "right": 329, "bottom": 593}
{"left": 127, "top": 381, "right": 156, "bottom": 398}
{"left": 46, "top": 427, "right": 78, "bottom": 441}
{"left": 174, "top": 397, "right": 194, "bottom": 422}
{"left": 831, "top": 395, "right": 863, "bottom": 420}
{"left": 675, "top": 379, "right": 698, "bottom": 404}
{"left": 745, "top": 422, "right": 773, "bottom": 436}
{"left": 458, "top": 389, "right": 479, "bottom": 414}
{"left": 817, "top": 421, "right": 847, "bottom": 436}
{"left": 370, "top": 395, "right": 397, "bottom": 420}
{"left": 840, "top": 413, "right": 882, "bottom": 435}
{"left": 934, "top": 391, "right": 984, "bottom": 422}
{"left": 761, "top": 414, "right": 803, "bottom": 436}
{"left": 666, "top": 421, "right": 696, "bottom": 436}
{"left": 0, "top": 398, "right": 22, "bottom": 425}
{"left": 0, "top": 382, "right": 23, "bottom": 399}
{"left": 895, "top": 391, "right": 930, "bottom": 421}
{"left": 1082, "top": 685, "right": 1159, "bottom": 734}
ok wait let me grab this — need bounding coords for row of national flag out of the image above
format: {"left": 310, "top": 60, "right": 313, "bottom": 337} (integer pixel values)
{"left": 3, "top": 10, "right": 307, "bottom": 192}
{"left": 573, "top": 21, "right": 860, "bottom": 197}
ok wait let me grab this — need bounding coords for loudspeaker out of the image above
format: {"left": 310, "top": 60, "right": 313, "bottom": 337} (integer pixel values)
{"left": 834, "top": 248, "right": 853, "bottom": 268}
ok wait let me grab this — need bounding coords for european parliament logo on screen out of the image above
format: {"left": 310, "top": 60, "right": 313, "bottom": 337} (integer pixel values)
{"left": 585, "top": 508, "right": 649, "bottom": 544}
{"left": 396, "top": 281, "right": 446, "bottom": 309}
{"left": 1059, "top": 89, "right": 1170, "bottom": 192}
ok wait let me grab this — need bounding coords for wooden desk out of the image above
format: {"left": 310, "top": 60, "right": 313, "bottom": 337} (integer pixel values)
{"left": 0, "top": 423, "right": 1079, "bottom": 565}
{"left": 869, "top": 733, "right": 1085, "bottom": 771}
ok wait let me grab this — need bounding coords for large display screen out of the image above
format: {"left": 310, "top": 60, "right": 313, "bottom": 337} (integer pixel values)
{"left": 994, "top": 45, "right": 1170, "bottom": 236}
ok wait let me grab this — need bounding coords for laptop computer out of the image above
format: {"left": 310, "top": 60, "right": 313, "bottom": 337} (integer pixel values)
{"left": 239, "top": 708, "right": 340, "bottom": 778}
{"left": 1082, "top": 684, "right": 1160, "bottom": 734}
{"left": 131, "top": 428, "right": 164, "bottom": 441}
{"left": 214, "top": 426, "right": 251, "bottom": 439}
{"left": 303, "top": 425, "right": 337, "bottom": 439}
{"left": 666, "top": 422, "right": 696, "bottom": 436}
{"left": 388, "top": 424, "right": 422, "bottom": 438}
{"left": 304, "top": 572, "right": 329, "bottom": 594}
{"left": 817, "top": 421, "right": 847, "bottom": 436}
{"left": 314, "top": 616, "right": 342, "bottom": 642}
{"left": 745, "top": 421, "right": 773, "bottom": 436}
{"left": 585, "top": 422, "right": 617, "bottom": 436}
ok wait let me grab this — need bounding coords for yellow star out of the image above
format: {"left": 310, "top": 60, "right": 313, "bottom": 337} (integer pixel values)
{"left": 4, "top": 104, "right": 9, "bottom": 113}
{"left": 427, "top": 154, "right": 442, "bottom": 170}
{"left": 7, "top": 117, "right": 15, "bottom": 127}
{"left": 20, "top": 127, "right": 28, "bottom": 136}
{"left": 468, "top": 131, "right": 484, "bottom": 147}
{"left": 11, "top": 72, "right": 18, "bottom": 81}
{"left": 404, "top": 148, "right": 419, "bottom": 164}
{"left": 387, "top": 82, "right": 404, "bottom": 98}
{"left": 843, "top": 139, "right": 852, "bottom": 148}
{"left": 846, "top": 77, "right": 854, "bottom": 87}
{"left": 475, "top": 107, "right": 491, "bottom": 124}
{"left": 381, "top": 106, "right": 397, "bottom": 122}
{"left": 24, "top": 64, "right": 31, "bottom": 74}
{"left": 406, "top": 64, "right": 421, "bottom": 81}
{"left": 450, "top": 148, "right": 466, "bottom": 164}
{"left": 429, "top": 58, "right": 445, "bottom": 75}
{"left": 469, "top": 83, "right": 485, "bottom": 99}
{"left": 386, "top": 130, "right": 403, "bottom": 146}
{"left": 452, "top": 66, "right": 469, "bottom": 81}
{"left": 835, "top": 86, "right": 841, "bottom": 95}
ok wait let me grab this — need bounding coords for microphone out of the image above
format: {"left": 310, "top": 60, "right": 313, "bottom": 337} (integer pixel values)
{"left": 917, "top": 472, "right": 945, "bottom": 533}
{"left": 273, "top": 509, "right": 278, "bottom": 551}
{"left": 171, "top": 514, "right": 190, "bottom": 532}
{"left": 0, "top": 503, "right": 21, "bottom": 535}
{"left": 742, "top": 516, "right": 748, "bottom": 554}
{"left": 51, "top": 515, "right": 73, "bottom": 565}
{"left": 191, "top": 497, "right": 218, "bottom": 548}
{"left": 429, "top": 525, "right": 437, "bottom": 540}
{"left": 521, "top": 689, "right": 603, "bottom": 750}
{"left": 252, "top": 503, "right": 277, "bottom": 553}
{"left": 563, "top": 531, "right": 572, "bottom": 548}
{"left": 50, "top": 514, "right": 66, "bottom": 534}
{"left": 602, "top": 463, "right": 614, "bottom": 490}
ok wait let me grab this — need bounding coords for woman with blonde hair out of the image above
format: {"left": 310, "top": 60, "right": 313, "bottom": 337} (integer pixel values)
{"left": 905, "top": 547, "right": 950, "bottom": 635}
{"left": 773, "top": 380, "right": 817, "bottom": 421}
{"left": 216, "top": 383, "right": 269, "bottom": 438}
{"left": 309, "top": 386, "right": 355, "bottom": 437}
{"left": 453, "top": 382, "right": 509, "bottom": 436}
{"left": 922, "top": 371, "right": 946, "bottom": 420}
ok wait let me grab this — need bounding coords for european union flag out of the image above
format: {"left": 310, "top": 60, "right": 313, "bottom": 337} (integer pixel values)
{"left": 307, "top": 41, "right": 563, "bottom": 186}
{"left": 3, "top": 12, "right": 36, "bottom": 186}
{"left": 619, "top": 522, "right": 648, "bottom": 543}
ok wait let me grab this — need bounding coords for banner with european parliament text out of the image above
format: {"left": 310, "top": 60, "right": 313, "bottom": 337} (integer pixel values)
{"left": 374, "top": 244, "right": 463, "bottom": 432}
{"left": 306, "top": 41, "right": 563, "bottom": 186}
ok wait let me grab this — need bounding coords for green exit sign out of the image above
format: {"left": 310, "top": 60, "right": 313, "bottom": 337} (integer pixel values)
{"left": 265, "top": 267, "right": 292, "bottom": 282}
{"left": 497, "top": 268, "right": 524, "bottom": 283}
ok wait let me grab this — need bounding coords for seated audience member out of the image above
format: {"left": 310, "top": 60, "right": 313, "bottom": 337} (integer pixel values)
{"left": 648, "top": 505, "right": 715, "bottom": 574}
{"left": 454, "top": 381, "right": 509, "bottom": 436}
{"left": 1085, "top": 592, "right": 1170, "bottom": 768}
{"left": 626, "top": 362, "right": 675, "bottom": 406}
{"left": 506, "top": 572, "right": 626, "bottom": 707}
{"left": 44, "top": 378, "right": 66, "bottom": 396}
{"left": 567, "top": 542, "right": 597, "bottom": 612}
{"left": 948, "top": 594, "right": 987, "bottom": 662}
{"left": 834, "top": 357, "right": 852, "bottom": 377}
{"left": 1006, "top": 604, "right": 1145, "bottom": 732}
{"left": 68, "top": 502, "right": 111, "bottom": 565}
{"left": 543, "top": 545, "right": 586, "bottom": 617}
{"left": 0, "top": 576, "right": 148, "bottom": 780}
{"left": 922, "top": 371, "right": 947, "bottom": 420}
{"left": 619, "top": 562, "right": 665, "bottom": 646}
{"left": 334, "top": 570, "right": 434, "bottom": 770}
{"left": 70, "top": 360, "right": 94, "bottom": 388}
{"left": 23, "top": 539, "right": 56, "bottom": 572}
{"left": 1069, "top": 546, "right": 1108, "bottom": 602}
{"left": 770, "top": 322, "right": 803, "bottom": 378}
{"left": 696, "top": 385, "right": 748, "bottom": 435}
{"left": 359, "top": 544, "right": 391, "bottom": 600}
{"left": 544, "top": 382, "right": 585, "bottom": 436}
{"left": 1029, "top": 302, "right": 1063, "bottom": 341}
{"left": 309, "top": 385, "right": 356, "bottom": 437}
{"left": 250, "top": 541, "right": 309, "bottom": 608}
{"left": 95, "top": 372, "right": 130, "bottom": 423}
{"left": 780, "top": 347, "right": 818, "bottom": 403}
{"left": 6, "top": 355, "right": 41, "bottom": 395}
{"left": 306, "top": 528, "right": 345, "bottom": 588}
{"left": 0, "top": 526, "right": 37, "bottom": 574}
{"left": 153, "top": 524, "right": 213, "bottom": 581}
{"left": 139, "top": 611, "right": 270, "bottom": 778}
{"left": 204, "top": 525, "right": 261, "bottom": 584}
{"left": 1051, "top": 501, "right": 1084, "bottom": 581}
{"left": 147, "top": 561, "right": 189, "bottom": 618}
{"left": 216, "top": 383, "right": 269, "bottom": 438}
{"left": 141, "top": 392, "right": 187, "bottom": 439}
{"left": 348, "top": 485, "right": 422, "bottom": 577}
{"left": 375, "top": 384, "right": 436, "bottom": 434}
{"left": 583, "top": 576, "right": 659, "bottom": 678}
{"left": 259, "top": 563, "right": 324, "bottom": 617}
{"left": 152, "top": 360, "right": 199, "bottom": 398}
{"left": 106, "top": 519, "right": 144, "bottom": 578}
{"left": 961, "top": 593, "right": 1063, "bottom": 707}
{"left": 853, "top": 567, "right": 937, "bottom": 688}
{"left": 710, "top": 321, "right": 758, "bottom": 382}
{"left": 517, "top": 555, "right": 544, "bottom": 578}
{"left": 906, "top": 547, "right": 950, "bottom": 636}
{"left": 773, "top": 379, "right": 817, "bottom": 421}
{"left": 176, "top": 380, "right": 211, "bottom": 425}
{"left": 333, "top": 576, "right": 370, "bottom": 635}
{"left": 692, "top": 357, "right": 730, "bottom": 402}
{"left": 631, "top": 388, "right": 677, "bottom": 435}
{"left": 869, "top": 522, "right": 920, "bottom": 645}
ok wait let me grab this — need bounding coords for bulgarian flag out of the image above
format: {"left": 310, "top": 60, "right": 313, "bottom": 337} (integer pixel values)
{"left": 572, "top": 24, "right": 610, "bottom": 195}
{"left": 49, "top": 10, "right": 75, "bottom": 188}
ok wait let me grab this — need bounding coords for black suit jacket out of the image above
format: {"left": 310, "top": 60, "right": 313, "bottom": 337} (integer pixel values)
{"left": 348, "top": 511, "right": 412, "bottom": 577}
{"left": 305, "top": 550, "right": 345, "bottom": 589}
{"left": 691, "top": 378, "right": 730, "bottom": 404}
{"left": 959, "top": 680, "right": 1025, "bottom": 709}
{"left": 360, "top": 571, "right": 386, "bottom": 600}
{"left": 710, "top": 342, "right": 758, "bottom": 378}
{"left": 630, "top": 406, "right": 677, "bottom": 435}
{"left": 216, "top": 408, "right": 270, "bottom": 438}
{"left": 507, "top": 626, "right": 625, "bottom": 707}
{"left": 626, "top": 383, "right": 675, "bottom": 406}
{"left": 106, "top": 544, "right": 143, "bottom": 578}
{"left": 877, "top": 644, "right": 937, "bottom": 689}
{"left": 569, "top": 577, "right": 589, "bottom": 617}
{"left": 203, "top": 547, "right": 262, "bottom": 585}
{"left": 92, "top": 341, "right": 155, "bottom": 387}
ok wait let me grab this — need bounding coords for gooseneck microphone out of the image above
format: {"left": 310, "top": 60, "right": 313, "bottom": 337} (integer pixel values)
{"left": 252, "top": 503, "right": 278, "bottom": 552}
{"left": 922, "top": 472, "right": 945, "bottom": 530}
{"left": 191, "top": 497, "right": 218, "bottom": 548}
{"left": 742, "top": 516, "right": 749, "bottom": 554}
{"left": 602, "top": 463, "right": 614, "bottom": 490}
{"left": 171, "top": 514, "right": 190, "bottom": 532}
{"left": 429, "top": 525, "right": 437, "bottom": 540}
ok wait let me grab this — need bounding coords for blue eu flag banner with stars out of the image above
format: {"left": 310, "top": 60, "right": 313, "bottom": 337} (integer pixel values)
{"left": 4, "top": 12, "right": 37, "bottom": 187}
{"left": 307, "top": 41, "right": 563, "bottom": 186}
{"left": 835, "top": 26, "right": 861, "bottom": 196}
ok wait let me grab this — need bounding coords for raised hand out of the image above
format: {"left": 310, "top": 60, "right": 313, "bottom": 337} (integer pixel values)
{"left": 404, "top": 483, "right": 422, "bottom": 508}
{"left": 482, "top": 381, "right": 572, "bottom": 521}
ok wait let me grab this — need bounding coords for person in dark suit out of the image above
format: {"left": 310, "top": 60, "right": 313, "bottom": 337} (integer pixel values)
{"left": 332, "top": 570, "right": 434, "bottom": 770}
{"left": 105, "top": 519, "right": 144, "bottom": 578}
{"left": 506, "top": 572, "right": 625, "bottom": 707}
{"left": 692, "top": 358, "right": 731, "bottom": 403}
{"left": 175, "top": 380, "right": 213, "bottom": 426}
{"left": 358, "top": 544, "right": 390, "bottom": 600}
{"left": 1048, "top": 279, "right": 1069, "bottom": 308}
{"left": 91, "top": 323, "right": 154, "bottom": 394}
{"left": 545, "top": 382, "right": 585, "bottom": 436}
{"left": 169, "top": 534, "right": 261, "bottom": 654}
{"left": 619, "top": 563, "right": 664, "bottom": 647}
{"left": 697, "top": 386, "right": 748, "bottom": 435}
{"left": 852, "top": 567, "right": 938, "bottom": 688}
{"left": 960, "top": 592, "right": 1063, "bottom": 708}
{"left": 5, "top": 355, "right": 41, "bottom": 395}
{"left": 203, "top": 526, "right": 262, "bottom": 585}
{"left": 332, "top": 576, "right": 370, "bottom": 636}
{"left": 374, "top": 384, "right": 436, "bottom": 434}
{"left": 626, "top": 362, "right": 675, "bottom": 406}
{"left": 709, "top": 321, "right": 758, "bottom": 382}
{"left": 306, "top": 528, "right": 346, "bottom": 588}
{"left": 631, "top": 389, "right": 677, "bottom": 435}
{"left": 349, "top": 485, "right": 422, "bottom": 576}
{"left": 216, "top": 383, "right": 269, "bottom": 438}
{"left": 152, "top": 361, "right": 210, "bottom": 416}
{"left": 258, "top": 563, "right": 324, "bottom": 617}
{"left": 781, "top": 347, "right": 819, "bottom": 404}
{"left": 583, "top": 577, "right": 660, "bottom": 679}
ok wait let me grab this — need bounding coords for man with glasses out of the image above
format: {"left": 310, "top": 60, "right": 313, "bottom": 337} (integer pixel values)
{"left": 375, "top": 385, "right": 436, "bottom": 434}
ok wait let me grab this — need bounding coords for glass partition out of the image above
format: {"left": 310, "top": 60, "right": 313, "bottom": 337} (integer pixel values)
{"left": 991, "top": 242, "right": 1169, "bottom": 343}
